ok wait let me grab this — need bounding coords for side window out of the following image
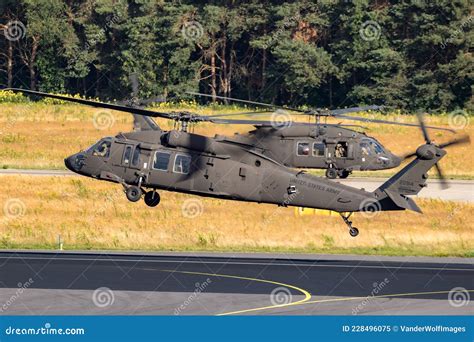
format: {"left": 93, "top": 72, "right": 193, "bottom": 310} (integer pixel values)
{"left": 335, "top": 142, "right": 348, "bottom": 158}
{"left": 313, "top": 142, "right": 325, "bottom": 157}
{"left": 174, "top": 154, "right": 191, "bottom": 174}
{"left": 153, "top": 151, "right": 171, "bottom": 171}
{"left": 132, "top": 147, "right": 141, "bottom": 167}
{"left": 123, "top": 146, "right": 132, "bottom": 165}
{"left": 297, "top": 142, "right": 310, "bottom": 156}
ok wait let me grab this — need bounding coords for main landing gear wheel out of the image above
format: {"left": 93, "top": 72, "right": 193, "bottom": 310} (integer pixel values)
{"left": 126, "top": 186, "right": 142, "bottom": 202}
{"left": 326, "top": 168, "right": 338, "bottom": 179}
{"left": 339, "top": 212, "right": 359, "bottom": 237}
{"left": 339, "top": 170, "right": 350, "bottom": 179}
{"left": 144, "top": 191, "right": 160, "bottom": 207}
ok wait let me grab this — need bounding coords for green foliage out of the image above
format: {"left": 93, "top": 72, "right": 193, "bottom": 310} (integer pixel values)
{"left": 0, "top": 0, "right": 471, "bottom": 111}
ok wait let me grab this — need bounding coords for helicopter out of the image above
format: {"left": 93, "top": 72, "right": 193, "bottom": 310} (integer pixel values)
{"left": 187, "top": 92, "right": 456, "bottom": 179}
{"left": 5, "top": 88, "right": 469, "bottom": 237}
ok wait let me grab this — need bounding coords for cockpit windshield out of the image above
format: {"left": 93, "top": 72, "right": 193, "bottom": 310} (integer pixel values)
{"left": 360, "top": 138, "right": 384, "bottom": 155}
{"left": 86, "top": 137, "right": 112, "bottom": 158}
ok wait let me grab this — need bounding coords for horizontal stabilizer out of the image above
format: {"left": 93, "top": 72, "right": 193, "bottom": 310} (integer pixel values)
{"left": 384, "top": 189, "right": 422, "bottom": 213}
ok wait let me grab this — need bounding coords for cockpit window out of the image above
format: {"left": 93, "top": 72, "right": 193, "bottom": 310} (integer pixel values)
{"left": 361, "top": 138, "right": 384, "bottom": 155}
{"left": 92, "top": 139, "right": 111, "bottom": 158}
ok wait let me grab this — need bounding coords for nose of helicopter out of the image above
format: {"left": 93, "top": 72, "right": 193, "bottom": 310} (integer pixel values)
{"left": 390, "top": 154, "right": 402, "bottom": 168}
{"left": 64, "top": 155, "right": 75, "bottom": 171}
{"left": 64, "top": 153, "right": 86, "bottom": 173}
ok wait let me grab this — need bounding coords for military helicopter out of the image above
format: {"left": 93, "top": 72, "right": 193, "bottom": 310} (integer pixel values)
{"left": 6, "top": 88, "right": 469, "bottom": 237}
{"left": 187, "top": 92, "right": 456, "bottom": 179}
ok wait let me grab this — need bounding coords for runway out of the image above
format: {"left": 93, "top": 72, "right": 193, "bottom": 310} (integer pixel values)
{"left": 0, "top": 169, "right": 472, "bottom": 202}
{"left": 0, "top": 251, "right": 472, "bottom": 315}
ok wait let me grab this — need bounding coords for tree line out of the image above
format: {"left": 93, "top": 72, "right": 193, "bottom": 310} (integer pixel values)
{"left": 0, "top": 0, "right": 472, "bottom": 112}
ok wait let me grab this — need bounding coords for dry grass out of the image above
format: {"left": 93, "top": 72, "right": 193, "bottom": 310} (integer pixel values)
{"left": 0, "top": 103, "right": 472, "bottom": 178}
{"left": 0, "top": 175, "right": 472, "bottom": 256}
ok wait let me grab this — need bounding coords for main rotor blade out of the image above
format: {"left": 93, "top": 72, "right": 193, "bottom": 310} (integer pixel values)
{"left": 438, "top": 134, "right": 470, "bottom": 149}
{"left": 6, "top": 88, "right": 174, "bottom": 119}
{"left": 205, "top": 110, "right": 274, "bottom": 118}
{"left": 415, "top": 112, "right": 432, "bottom": 143}
{"left": 332, "top": 113, "right": 455, "bottom": 133}
{"left": 187, "top": 91, "right": 305, "bottom": 113}
{"left": 328, "top": 105, "right": 384, "bottom": 116}
{"left": 207, "top": 117, "right": 293, "bottom": 126}
{"left": 434, "top": 163, "right": 449, "bottom": 189}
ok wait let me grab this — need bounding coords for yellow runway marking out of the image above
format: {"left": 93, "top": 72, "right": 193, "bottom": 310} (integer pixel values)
{"left": 297, "top": 289, "right": 474, "bottom": 307}
{"left": 159, "top": 269, "right": 472, "bottom": 315}
{"left": 160, "top": 269, "right": 312, "bottom": 316}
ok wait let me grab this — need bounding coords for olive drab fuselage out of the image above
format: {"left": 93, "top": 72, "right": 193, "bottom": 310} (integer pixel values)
{"left": 230, "top": 125, "right": 402, "bottom": 173}
{"left": 65, "top": 129, "right": 379, "bottom": 213}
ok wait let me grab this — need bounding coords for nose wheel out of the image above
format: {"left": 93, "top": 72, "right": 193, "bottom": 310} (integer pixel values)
{"left": 339, "top": 213, "right": 359, "bottom": 237}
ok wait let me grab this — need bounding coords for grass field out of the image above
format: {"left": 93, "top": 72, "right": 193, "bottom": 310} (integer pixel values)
{"left": 0, "top": 175, "right": 472, "bottom": 257}
{"left": 0, "top": 102, "right": 472, "bottom": 178}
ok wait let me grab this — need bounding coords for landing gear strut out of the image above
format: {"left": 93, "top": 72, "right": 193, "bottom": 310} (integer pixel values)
{"left": 339, "top": 212, "right": 359, "bottom": 237}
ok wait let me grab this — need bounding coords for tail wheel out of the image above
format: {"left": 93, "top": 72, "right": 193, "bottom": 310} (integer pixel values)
{"left": 326, "top": 168, "right": 338, "bottom": 179}
{"left": 126, "top": 186, "right": 142, "bottom": 202}
{"left": 349, "top": 227, "right": 359, "bottom": 237}
{"left": 144, "top": 191, "right": 160, "bottom": 207}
